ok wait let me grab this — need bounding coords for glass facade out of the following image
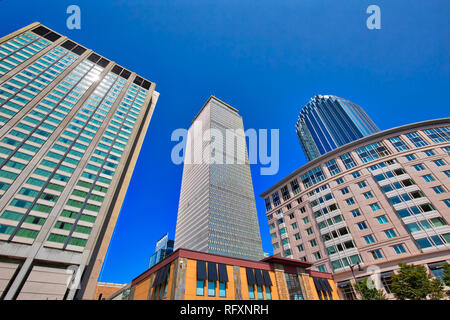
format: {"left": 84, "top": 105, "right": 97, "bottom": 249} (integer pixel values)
{"left": 296, "top": 95, "right": 379, "bottom": 161}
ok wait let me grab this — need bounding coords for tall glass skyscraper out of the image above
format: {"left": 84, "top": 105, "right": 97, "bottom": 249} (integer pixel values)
{"left": 174, "top": 96, "right": 264, "bottom": 261}
{"left": 0, "top": 23, "right": 158, "bottom": 300}
{"left": 296, "top": 95, "right": 379, "bottom": 161}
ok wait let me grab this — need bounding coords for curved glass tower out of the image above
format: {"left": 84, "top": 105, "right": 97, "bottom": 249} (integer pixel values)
{"left": 296, "top": 95, "right": 379, "bottom": 161}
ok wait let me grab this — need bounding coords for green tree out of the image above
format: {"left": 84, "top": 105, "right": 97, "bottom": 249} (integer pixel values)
{"left": 429, "top": 277, "right": 445, "bottom": 300}
{"left": 441, "top": 263, "right": 450, "bottom": 297}
{"left": 442, "top": 263, "right": 450, "bottom": 286}
{"left": 353, "top": 277, "right": 387, "bottom": 300}
{"left": 391, "top": 263, "right": 444, "bottom": 300}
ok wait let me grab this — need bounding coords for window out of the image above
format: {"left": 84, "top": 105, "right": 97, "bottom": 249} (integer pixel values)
{"left": 423, "top": 127, "right": 450, "bottom": 143}
{"left": 363, "top": 191, "right": 373, "bottom": 199}
{"left": 389, "top": 136, "right": 410, "bottom": 152}
{"left": 405, "top": 132, "right": 428, "bottom": 147}
{"left": 384, "top": 229, "right": 397, "bottom": 239}
{"left": 432, "top": 186, "right": 445, "bottom": 194}
{"left": 325, "top": 159, "right": 341, "bottom": 176}
{"left": 422, "top": 174, "right": 435, "bottom": 182}
{"left": 294, "top": 233, "right": 301, "bottom": 240}
{"left": 380, "top": 272, "right": 394, "bottom": 294}
{"left": 257, "top": 286, "right": 263, "bottom": 299}
{"left": 370, "top": 203, "right": 380, "bottom": 212}
{"left": 313, "top": 252, "right": 321, "bottom": 260}
{"left": 352, "top": 209, "right": 361, "bottom": 217}
{"left": 377, "top": 216, "right": 388, "bottom": 224}
{"left": 413, "top": 164, "right": 425, "bottom": 171}
{"left": 248, "top": 285, "right": 255, "bottom": 299}
{"left": 364, "top": 235, "right": 375, "bottom": 244}
{"left": 341, "top": 187, "right": 349, "bottom": 195}
{"left": 265, "top": 287, "right": 272, "bottom": 300}
{"left": 303, "top": 217, "right": 309, "bottom": 224}
{"left": 310, "top": 239, "right": 317, "bottom": 247}
{"left": 444, "top": 170, "right": 450, "bottom": 178}
{"left": 352, "top": 171, "right": 361, "bottom": 178}
{"left": 357, "top": 221, "right": 368, "bottom": 230}
{"left": 285, "top": 273, "right": 304, "bottom": 300}
{"left": 340, "top": 153, "right": 356, "bottom": 169}
{"left": 434, "top": 159, "right": 445, "bottom": 167}
{"left": 219, "top": 282, "right": 226, "bottom": 297}
{"left": 306, "top": 228, "right": 313, "bottom": 235}
{"left": 272, "top": 192, "right": 281, "bottom": 206}
{"left": 393, "top": 244, "right": 406, "bottom": 254}
{"left": 290, "top": 179, "right": 301, "bottom": 195}
{"left": 424, "top": 149, "right": 435, "bottom": 157}
{"left": 355, "top": 142, "right": 391, "bottom": 163}
{"left": 291, "top": 223, "right": 298, "bottom": 230}
{"left": 281, "top": 186, "right": 290, "bottom": 201}
{"left": 370, "top": 249, "right": 383, "bottom": 260}
{"left": 301, "top": 166, "right": 326, "bottom": 188}
{"left": 415, "top": 237, "right": 432, "bottom": 249}
{"left": 405, "top": 154, "right": 416, "bottom": 161}
{"left": 264, "top": 197, "right": 271, "bottom": 211}
{"left": 196, "top": 280, "right": 204, "bottom": 296}
{"left": 444, "top": 199, "right": 450, "bottom": 208}
{"left": 428, "top": 262, "right": 447, "bottom": 284}
{"left": 336, "top": 177, "right": 344, "bottom": 185}
{"left": 338, "top": 281, "right": 357, "bottom": 300}
{"left": 208, "top": 281, "right": 215, "bottom": 296}
{"left": 317, "top": 265, "right": 326, "bottom": 273}
{"left": 297, "top": 244, "right": 304, "bottom": 252}
{"left": 345, "top": 198, "right": 355, "bottom": 206}
{"left": 357, "top": 181, "right": 367, "bottom": 188}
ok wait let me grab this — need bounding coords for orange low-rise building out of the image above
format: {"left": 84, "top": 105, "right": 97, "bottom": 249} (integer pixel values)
{"left": 94, "top": 282, "right": 127, "bottom": 300}
{"left": 108, "top": 248, "right": 340, "bottom": 300}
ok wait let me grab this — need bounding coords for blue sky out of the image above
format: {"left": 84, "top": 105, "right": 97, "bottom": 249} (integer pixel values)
{"left": 0, "top": 0, "right": 448, "bottom": 284}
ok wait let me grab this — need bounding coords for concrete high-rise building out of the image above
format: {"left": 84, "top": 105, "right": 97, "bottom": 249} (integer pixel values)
{"left": 262, "top": 119, "right": 450, "bottom": 299}
{"left": 174, "top": 96, "right": 264, "bottom": 261}
{"left": 296, "top": 95, "right": 379, "bottom": 161}
{"left": 0, "top": 23, "right": 159, "bottom": 300}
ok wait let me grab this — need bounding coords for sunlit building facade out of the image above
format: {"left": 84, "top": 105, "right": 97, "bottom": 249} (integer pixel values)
{"left": 107, "top": 248, "right": 340, "bottom": 300}
{"left": 262, "top": 119, "right": 450, "bottom": 299}
{"left": 0, "top": 23, "right": 159, "bottom": 300}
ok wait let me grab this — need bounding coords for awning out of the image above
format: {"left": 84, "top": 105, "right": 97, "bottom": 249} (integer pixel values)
{"left": 254, "top": 269, "right": 264, "bottom": 286}
{"left": 218, "top": 264, "right": 228, "bottom": 283}
{"left": 246, "top": 268, "right": 256, "bottom": 285}
{"left": 380, "top": 271, "right": 394, "bottom": 279}
{"left": 262, "top": 270, "right": 272, "bottom": 287}
{"left": 337, "top": 281, "right": 350, "bottom": 288}
{"left": 152, "top": 264, "right": 170, "bottom": 287}
{"left": 208, "top": 262, "right": 218, "bottom": 281}
{"left": 428, "top": 261, "right": 446, "bottom": 270}
{"left": 313, "top": 277, "right": 332, "bottom": 293}
{"left": 197, "top": 260, "right": 207, "bottom": 281}
{"left": 152, "top": 268, "right": 162, "bottom": 287}
{"left": 313, "top": 277, "right": 324, "bottom": 292}
{"left": 321, "top": 278, "right": 332, "bottom": 292}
